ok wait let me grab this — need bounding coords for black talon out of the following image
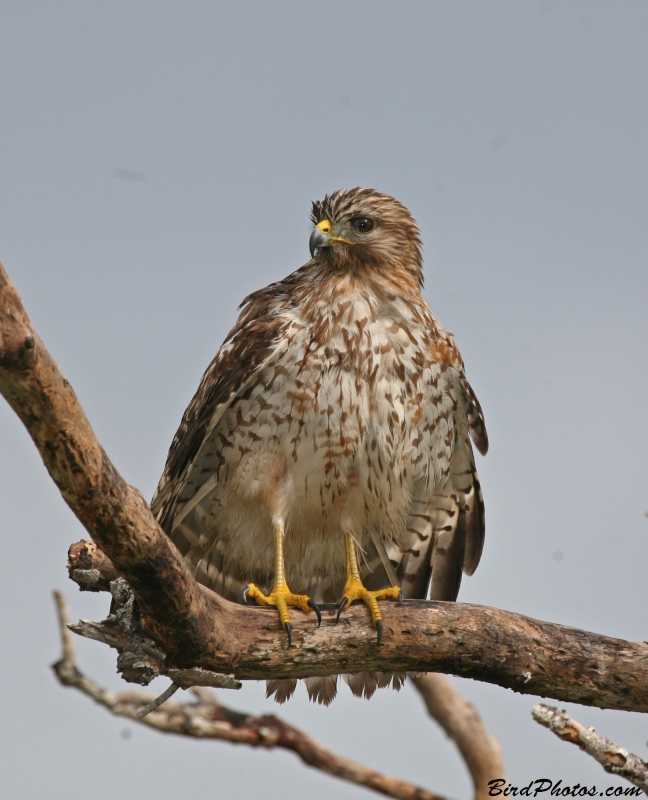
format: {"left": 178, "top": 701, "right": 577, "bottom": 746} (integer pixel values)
{"left": 307, "top": 599, "right": 322, "bottom": 627}
{"left": 242, "top": 586, "right": 250, "bottom": 604}
{"left": 376, "top": 619, "right": 383, "bottom": 644}
{"left": 396, "top": 590, "right": 404, "bottom": 606}
{"left": 285, "top": 622, "right": 293, "bottom": 646}
{"left": 335, "top": 597, "right": 349, "bottom": 623}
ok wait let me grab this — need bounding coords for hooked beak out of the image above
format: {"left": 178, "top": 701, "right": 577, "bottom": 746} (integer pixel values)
{"left": 309, "top": 225, "right": 331, "bottom": 258}
{"left": 309, "top": 219, "right": 355, "bottom": 258}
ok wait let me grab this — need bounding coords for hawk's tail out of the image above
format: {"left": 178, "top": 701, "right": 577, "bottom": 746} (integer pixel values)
{"left": 266, "top": 673, "right": 410, "bottom": 705}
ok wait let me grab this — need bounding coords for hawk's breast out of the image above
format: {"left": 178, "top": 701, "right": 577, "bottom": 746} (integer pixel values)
{"left": 211, "top": 288, "right": 460, "bottom": 547}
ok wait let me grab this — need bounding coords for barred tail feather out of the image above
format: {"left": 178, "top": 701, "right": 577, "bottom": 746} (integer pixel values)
{"left": 266, "top": 679, "right": 298, "bottom": 704}
{"left": 344, "top": 671, "right": 408, "bottom": 699}
{"left": 304, "top": 676, "right": 339, "bottom": 705}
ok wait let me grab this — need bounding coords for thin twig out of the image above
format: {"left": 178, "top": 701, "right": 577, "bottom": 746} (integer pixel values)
{"left": 51, "top": 592, "right": 450, "bottom": 800}
{"left": 135, "top": 682, "right": 180, "bottom": 718}
{"left": 532, "top": 704, "right": 648, "bottom": 793}
{"left": 53, "top": 591, "right": 75, "bottom": 664}
{"left": 412, "top": 675, "right": 505, "bottom": 800}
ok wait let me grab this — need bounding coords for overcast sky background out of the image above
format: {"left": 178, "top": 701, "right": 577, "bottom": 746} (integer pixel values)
{"left": 1, "top": 2, "right": 647, "bottom": 798}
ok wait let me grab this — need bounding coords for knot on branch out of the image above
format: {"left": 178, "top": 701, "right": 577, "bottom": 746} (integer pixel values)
{"left": 52, "top": 656, "right": 83, "bottom": 688}
{"left": 68, "top": 540, "right": 120, "bottom": 591}
{"left": 0, "top": 331, "right": 36, "bottom": 369}
{"left": 0, "top": 284, "right": 37, "bottom": 371}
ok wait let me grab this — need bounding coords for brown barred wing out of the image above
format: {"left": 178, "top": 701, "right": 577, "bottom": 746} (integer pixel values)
{"left": 386, "top": 436, "right": 485, "bottom": 603}
{"left": 150, "top": 304, "right": 290, "bottom": 538}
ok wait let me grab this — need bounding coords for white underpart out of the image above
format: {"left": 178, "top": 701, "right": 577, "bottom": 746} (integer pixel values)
{"left": 192, "top": 278, "right": 462, "bottom": 594}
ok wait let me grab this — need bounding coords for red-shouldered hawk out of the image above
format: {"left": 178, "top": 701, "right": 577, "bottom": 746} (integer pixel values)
{"left": 151, "top": 188, "right": 488, "bottom": 704}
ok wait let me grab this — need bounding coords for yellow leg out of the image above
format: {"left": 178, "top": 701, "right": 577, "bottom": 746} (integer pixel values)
{"left": 243, "top": 520, "right": 320, "bottom": 644}
{"left": 337, "top": 534, "right": 403, "bottom": 643}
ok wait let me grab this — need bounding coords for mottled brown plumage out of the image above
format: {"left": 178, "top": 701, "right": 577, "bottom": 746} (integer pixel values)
{"left": 151, "top": 188, "right": 488, "bottom": 703}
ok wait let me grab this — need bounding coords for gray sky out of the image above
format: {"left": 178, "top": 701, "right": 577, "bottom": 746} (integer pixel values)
{"left": 1, "top": 2, "right": 647, "bottom": 798}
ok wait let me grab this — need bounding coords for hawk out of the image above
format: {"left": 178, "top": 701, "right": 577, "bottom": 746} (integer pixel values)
{"left": 151, "top": 188, "right": 488, "bottom": 704}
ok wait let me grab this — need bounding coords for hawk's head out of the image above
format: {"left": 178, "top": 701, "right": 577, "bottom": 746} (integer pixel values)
{"left": 309, "top": 188, "right": 423, "bottom": 285}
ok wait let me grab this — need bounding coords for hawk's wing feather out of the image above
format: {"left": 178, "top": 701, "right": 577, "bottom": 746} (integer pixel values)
{"left": 151, "top": 302, "right": 291, "bottom": 534}
{"left": 462, "top": 374, "right": 489, "bottom": 456}
{"left": 381, "top": 433, "right": 485, "bottom": 602}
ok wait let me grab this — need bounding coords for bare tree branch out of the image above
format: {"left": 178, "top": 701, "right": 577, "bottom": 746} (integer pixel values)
{"left": 65, "top": 536, "right": 648, "bottom": 714}
{"left": 412, "top": 675, "right": 505, "bottom": 800}
{"left": 532, "top": 704, "right": 648, "bottom": 794}
{"left": 52, "top": 591, "right": 448, "bottom": 800}
{"left": 3, "top": 260, "right": 648, "bottom": 713}
{"left": 0, "top": 261, "right": 217, "bottom": 663}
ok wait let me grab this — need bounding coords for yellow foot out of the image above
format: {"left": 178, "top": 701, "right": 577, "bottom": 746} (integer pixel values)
{"left": 243, "top": 583, "right": 321, "bottom": 645}
{"left": 336, "top": 577, "right": 403, "bottom": 643}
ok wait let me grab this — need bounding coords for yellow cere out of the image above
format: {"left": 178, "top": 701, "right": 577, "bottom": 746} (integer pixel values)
{"left": 316, "top": 218, "right": 355, "bottom": 246}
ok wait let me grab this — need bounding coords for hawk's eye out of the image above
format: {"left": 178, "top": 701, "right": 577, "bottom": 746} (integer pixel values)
{"left": 351, "top": 217, "right": 374, "bottom": 234}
